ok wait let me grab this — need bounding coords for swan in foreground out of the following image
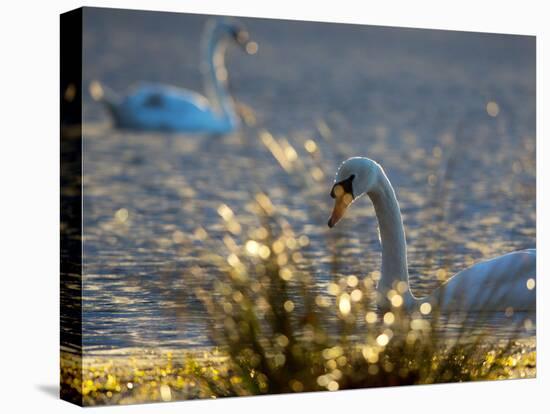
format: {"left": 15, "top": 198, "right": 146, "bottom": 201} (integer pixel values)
{"left": 90, "top": 18, "right": 257, "bottom": 134}
{"left": 327, "top": 157, "right": 536, "bottom": 313}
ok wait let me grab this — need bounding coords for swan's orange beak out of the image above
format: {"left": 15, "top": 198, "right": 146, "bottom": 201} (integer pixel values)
{"left": 328, "top": 190, "right": 353, "bottom": 228}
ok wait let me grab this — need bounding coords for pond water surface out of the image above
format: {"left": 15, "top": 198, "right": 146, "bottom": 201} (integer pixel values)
{"left": 76, "top": 9, "right": 536, "bottom": 354}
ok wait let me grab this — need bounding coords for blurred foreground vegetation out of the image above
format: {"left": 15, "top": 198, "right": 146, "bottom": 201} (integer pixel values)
{"left": 62, "top": 194, "right": 535, "bottom": 406}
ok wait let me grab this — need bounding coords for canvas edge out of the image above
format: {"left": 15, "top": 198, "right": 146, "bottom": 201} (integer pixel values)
{"left": 60, "top": 6, "right": 84, "bottom": 407}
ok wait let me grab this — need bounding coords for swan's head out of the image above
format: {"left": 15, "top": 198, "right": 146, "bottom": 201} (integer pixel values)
{"left": 328, "top": 157, "right": 380, "bottom": 228}
{"left": 215, "top": 19, "right": 258, "bottom": 55}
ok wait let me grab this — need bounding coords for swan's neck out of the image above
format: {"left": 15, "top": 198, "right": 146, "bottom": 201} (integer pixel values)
{"left": 201, "top": 28, "right": 238, "bottom": 129}
{"left": 368, "top": 169, "right": 414, "bottom": 308}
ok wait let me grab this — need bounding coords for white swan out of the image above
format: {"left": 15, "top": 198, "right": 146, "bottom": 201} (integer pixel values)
{"left": 327, "top": 157, "right": 536, "bottom": 313}
{"left": 89, "top": 18, "right": 256, "bottom": 134}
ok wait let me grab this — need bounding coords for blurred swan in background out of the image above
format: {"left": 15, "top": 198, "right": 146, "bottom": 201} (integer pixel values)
{"left": 327, "top": 157, "right": 536, "bottom": 313}
{"left": 89, "top": 18, "right": 257, "bottom": 134}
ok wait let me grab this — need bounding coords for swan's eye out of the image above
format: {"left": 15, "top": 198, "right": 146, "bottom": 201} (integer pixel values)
{"left": 330, "top": 174, "right": 355, "bottom": 199}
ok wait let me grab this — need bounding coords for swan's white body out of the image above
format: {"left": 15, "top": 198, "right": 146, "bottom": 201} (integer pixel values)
{"left": 91, "top": 19, "right": 253, "bottom": 134}
{"left": 328, "top": 157, "right": 536, "bottom": 313}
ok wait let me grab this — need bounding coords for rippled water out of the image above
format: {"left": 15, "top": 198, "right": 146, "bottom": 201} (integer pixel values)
{"left": 77, "top": 9, "right": 536, "bottom": 354}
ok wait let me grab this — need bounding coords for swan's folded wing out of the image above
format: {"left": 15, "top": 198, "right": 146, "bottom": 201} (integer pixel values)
{"left": 122, "top": 84, "right": 217, "bottom": 131}
{"left": 435, "top": 249, "right": 536, "bottom": 312}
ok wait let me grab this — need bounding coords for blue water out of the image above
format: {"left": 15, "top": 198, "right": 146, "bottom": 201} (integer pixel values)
{"left": 78, "top": 8, "right": 536, "bottom": 353}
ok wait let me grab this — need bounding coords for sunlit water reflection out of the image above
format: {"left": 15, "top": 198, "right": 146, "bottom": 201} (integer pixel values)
{"left": 78, "top": 10, "right": 535, "bottom": 355}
